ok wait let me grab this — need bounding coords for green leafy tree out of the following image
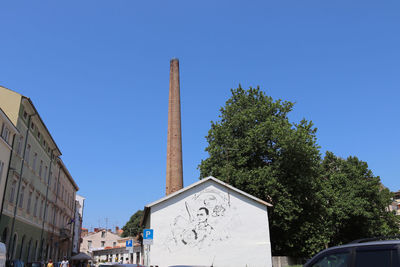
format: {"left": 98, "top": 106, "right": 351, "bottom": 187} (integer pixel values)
{"left": 121, "top": 210, "right": 144, "bottom": 238}
{"left": 320, "top": 152, "right": 400, "bottom": 246}
{"left": 199, "top": 86, "right": 326, "bottom": 257}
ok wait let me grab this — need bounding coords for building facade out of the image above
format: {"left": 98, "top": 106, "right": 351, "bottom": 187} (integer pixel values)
{"left": 72, "top": 195, "right": 85, "bottom": 254}
{"left": 142, "top": 176, "right": 273, "bottom": 267}
{"left": 0, "top": 108, "right": 19, "bottom": 213}
{"left": 0, "top": 86, "right": 79, "bottom": 262}
{"left": 84, "top": 233, "right": 142, "bottom": 265}
{"left": 389, "top": 191, "right": 400, "bottom": 216}
{"left": 81, "top": 230, "right": 121, "bottom": 255}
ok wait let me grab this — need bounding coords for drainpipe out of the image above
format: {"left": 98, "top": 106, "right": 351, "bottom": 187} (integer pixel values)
{"left": 70, "top": 196, "right": 77, "bottom": 257}
{"left": 39, "top": 149, "right": 56, "bottom": 261}
{"left": 0, "top": 133, "right": 16, "bottom": 226}
{"left": 8, "top": 112, "right": 36, "bottom": 260}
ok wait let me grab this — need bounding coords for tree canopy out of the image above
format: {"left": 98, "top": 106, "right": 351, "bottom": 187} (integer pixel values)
{"left": 121, "top": 210, "right": 144, "bottom": 238}
{"left": 199, "top": 85, "right": 399, "bottom": 257}
{"left": 320, "top": 152, "right": 399, "bottom": 246}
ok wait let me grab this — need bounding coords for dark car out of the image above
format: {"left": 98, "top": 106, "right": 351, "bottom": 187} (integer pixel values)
{"left": 26, "top": 262, "right": 44, "bottom": 267}
{"left": 304, "top": 237, "right": 400, "bottom": 267}
{"left": 6, "top": 260, "right": 25, "bottom": 267}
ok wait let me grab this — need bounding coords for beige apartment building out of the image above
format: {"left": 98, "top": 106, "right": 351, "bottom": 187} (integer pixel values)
{"left": 0, "top": 86, "right": 80, "bottom": 262}
{"left": 0, "top": 108, "right": 19, "bottom": 211}
{"left": 82, "top": 230, "right": 142, "bottom": 264}
{"left": 81, "top": 229, "right": 121, "bottom": 254}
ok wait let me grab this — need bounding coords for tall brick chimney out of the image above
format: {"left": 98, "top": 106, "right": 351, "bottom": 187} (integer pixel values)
{"left": 166, "top": 58, "right": 183, "bottom": 195}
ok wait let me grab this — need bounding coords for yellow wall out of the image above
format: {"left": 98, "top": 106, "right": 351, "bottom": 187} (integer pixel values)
{"left": 0, "top": 86, "right": 22, "bottom": 126}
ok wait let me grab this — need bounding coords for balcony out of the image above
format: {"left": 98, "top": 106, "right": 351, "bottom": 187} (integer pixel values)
{"left": 60, "top": 227, "right": 71, "bottom": 240}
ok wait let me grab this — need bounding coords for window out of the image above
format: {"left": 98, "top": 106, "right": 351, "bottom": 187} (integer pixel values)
{"left": 113, "top": 242, "right": 116, "bottom": 247}
{"left": 101, "top": 231, "right": 106, "bottom": 238}
{"left": 39, "top": 161, "right": 43, "bottom": 178}
{"left": 17, "top": 136, "right": 23, "bottom": 155}
{"left": 9, "top": 181, "right": 17, "bottom": 203}
{"left": 355, "top": 247, "right": 393, "bottom": 267}
{"left": 47, "top": 205, "right": 52, "bottom": 223}
{"left": 87, "top": 241, "right": 92, "bottom": 249}
{"left": 39, "top": 199, "right": 44, "bottom": 219}
{"left": 54, "top": 211, "right": 57, "bottom": 226}
{"left": 33, "top": 196, "right": 38, "bottom": 217}
{"left": 32, "top": 153, "right": 37, "bottom": 172}
{"left": 1, "top": 123, "right": 10, "bottom": 143}
{"left": 311, "top": 251, "right": 350, "bottom": 267}
{"left": 27, "top": 191, "right": 33, "bottom": 214}
{"left": 30, "top": 122, "right": 34, "bottom": 130}
{"left": 25, "top": 144, "right": 31, "bottom": 162}
{"left": 101, "top": 241, "right": 105, "bottom": 247}
{"left": 23, "top": 111, "right": 27, "bottom": 120}
{"left": 18, "top": 186, "right": 25, "bottom": 208}
{"left": 0, "top": 161, "right": 4, "bottom": 181}
{"left": 37, "top": 131, "right": 41, "bottom": 139}
{"left": 53, "top": 178, "right": 57, "bottom": 192}
{"left": 44, "top": 166, "right": 48, "bottom": 180}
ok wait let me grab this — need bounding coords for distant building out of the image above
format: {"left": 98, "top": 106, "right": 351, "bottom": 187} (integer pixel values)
{"left": 115, "top": 227, "right": 123, "bottom": 237}
{"left": 141, "top": 176, "right": 273, "bottom": 267}
{"left": 0, "top": 86, "right": 80, "bottom": 261}
{"left": 81, "top": 228, "right": 89, "bottom": 238}
{"left": 81, "top": 229, "right": 142, "bottom": 265}
{"left": 91, "top": 238, "right": 141, "bottom": 265}
{"left": 389, "top": 191, "right": 400, "bottom": 216}
{"left": 81, "top": 229, "right": 121, "bottom": 254}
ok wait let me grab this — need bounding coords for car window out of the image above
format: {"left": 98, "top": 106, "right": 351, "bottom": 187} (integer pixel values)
{"left": 311, "top": 251, "right": 350, "bottom": 267}
{"left": 355, "top": 247, "right": 395, "bottom": 267}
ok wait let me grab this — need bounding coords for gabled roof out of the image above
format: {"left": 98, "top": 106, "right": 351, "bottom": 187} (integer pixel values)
{"left": 141, "top": 176, "right": 272, "bottom": 226}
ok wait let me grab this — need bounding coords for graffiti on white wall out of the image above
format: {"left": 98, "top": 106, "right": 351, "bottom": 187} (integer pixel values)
{"left": 164, "top": 188, "right": 241, "bottom": 252}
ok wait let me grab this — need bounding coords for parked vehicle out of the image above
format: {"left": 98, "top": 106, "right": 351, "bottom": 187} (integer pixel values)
{"left": 6, "top": 260, "right": 24, "bottom": 267}
{"left": 26, "top": 262, "right": 44, "bottom": 267}
{"left": 110, "top": 264, "right": 145, "bottom": 267}
{"left": 98, "top": 263, "right": 119, "bottom": 267}
{"left": 304, "top": 237, "right": 400, "bottom": 267}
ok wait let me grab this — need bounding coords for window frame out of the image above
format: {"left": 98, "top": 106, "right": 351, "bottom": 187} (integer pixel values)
{"left": 306, "top": 247, "right": 353, "bottom": 267}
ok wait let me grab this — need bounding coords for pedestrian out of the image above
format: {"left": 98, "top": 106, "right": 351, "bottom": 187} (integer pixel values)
{"left": 61, "top": 257, "right": 69, "bottom": 267}
{"left": 47, "top": 259, "right": 54, "bottom": 267}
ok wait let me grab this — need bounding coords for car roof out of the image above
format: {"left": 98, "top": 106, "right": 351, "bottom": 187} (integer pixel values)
{"left": 306, "top": 239, "right": 400, "bottom": 265}
{"left": 322, "top": 239, "right": 400, "bottom": 252}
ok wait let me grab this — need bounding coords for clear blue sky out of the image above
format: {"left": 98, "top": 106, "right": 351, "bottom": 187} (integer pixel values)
{"left": 1, "top": 0, "right": 399, "bottom": 230}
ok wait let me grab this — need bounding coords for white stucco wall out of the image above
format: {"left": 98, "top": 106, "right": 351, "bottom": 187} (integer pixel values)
{"left": 146, "top": 180, "right": 272, "bottom": 267}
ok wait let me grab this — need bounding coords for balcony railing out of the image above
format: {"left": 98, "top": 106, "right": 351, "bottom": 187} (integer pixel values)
{"left": 60, "top": 227, "right": 71, "bottom": 240}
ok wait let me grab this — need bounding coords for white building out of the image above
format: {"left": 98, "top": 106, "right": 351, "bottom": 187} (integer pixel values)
{"left": 142, "top": 176, "right": 273, "bottom": 267}
{"left": 72, "top": 195, "right": 85, "bottom": 254}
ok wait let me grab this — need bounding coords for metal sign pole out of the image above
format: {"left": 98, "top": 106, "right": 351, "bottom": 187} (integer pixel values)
{"left": 146, "top": 245, "right": 150, "bottom": 266}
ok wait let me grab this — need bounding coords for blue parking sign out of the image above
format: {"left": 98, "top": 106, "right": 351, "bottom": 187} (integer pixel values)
{"left": 143, "top": 229, "right": 153, "bottom": 240}
{"left": 126, "top": 240, "right": 133, "bottom": 247}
